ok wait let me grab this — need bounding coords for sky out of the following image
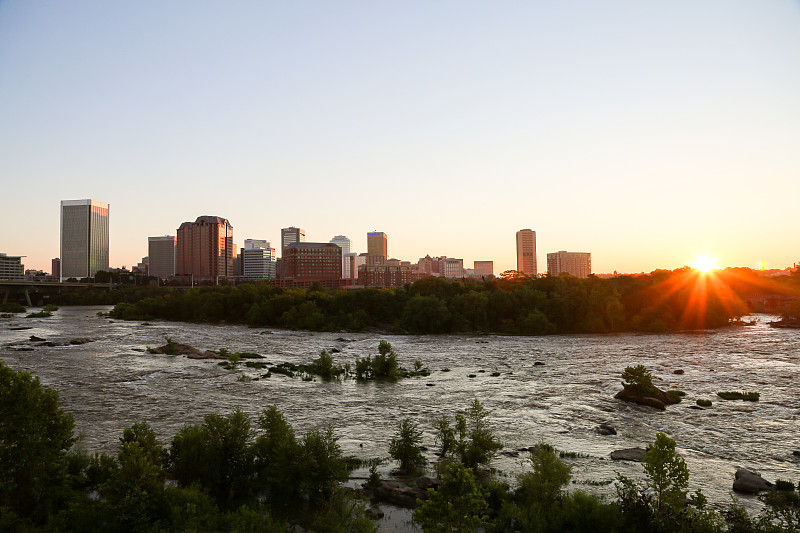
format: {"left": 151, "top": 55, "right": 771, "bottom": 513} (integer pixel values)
{"left": 1, "top": 1, "right": 799, "bottom": 275}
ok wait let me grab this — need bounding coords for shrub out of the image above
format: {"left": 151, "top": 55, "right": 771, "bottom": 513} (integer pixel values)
{"left": 42, "top": 304, "right": 59, "bottom": 312}
{"left": 434, "top": 399, "right": 502, "bottom": 470}
{"left": 621, "top": 365, "right": 657, "bottom": 395}
{"left": 389, "top": 418, "right": 426, "bottom": 474}
{"left": 0, "top": 302, "right": 25, "bottom": 313}
{"left": 643, "top": 432, "right": 689, "bottom": 513}
{"left": 413, "top": 462, "right": 489, "bottom": 532}
{"left": 308, "top": 350, "right": 344, "bottom": 379}
{"left": 717, "top": 391, "right": 759, "bottom": 401}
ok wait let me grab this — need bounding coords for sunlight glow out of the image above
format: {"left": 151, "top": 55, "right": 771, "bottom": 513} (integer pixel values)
{"left": 692, "top": 255, "right": 718, "bottom": 273}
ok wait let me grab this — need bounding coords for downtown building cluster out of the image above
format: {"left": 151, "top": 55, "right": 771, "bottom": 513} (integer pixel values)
{"left": 1, "top": 200, "right": 594, "bottom": 284}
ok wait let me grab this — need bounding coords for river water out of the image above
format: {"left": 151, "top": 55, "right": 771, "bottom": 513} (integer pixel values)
{"left": 2, "top": 307, "right": 799, "bottom": 528}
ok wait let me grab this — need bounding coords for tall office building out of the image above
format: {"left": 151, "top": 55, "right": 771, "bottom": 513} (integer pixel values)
{"left": 241, "top": 239, "right": 276, "bottom": 279}
{"left": 51, "top": 258, "right": 61, "bottom": 280}
{"left": 60, "top": 199, "right": 109, "bottom": 281}
{"left": 330, "top": 235, "right": 351, "bottom": 254}
{"left": 547, "top": 251, "right": 591, "bottom": 278}
{"left": 366, "top": 231, "right": 387, "bottom": 266}
{"left": 281, "top": 227, "right": 305, "bottom": 255}
{"left": 516, "top": 229, "right": 537, "bottom": 277}
{"left": 148, "top": 236, "right": 176, "bottom": 280}
{"left": 176, "top": 216, "right": 234, "bottom": 281}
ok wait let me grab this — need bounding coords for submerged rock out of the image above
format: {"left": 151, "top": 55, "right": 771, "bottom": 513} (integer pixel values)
{"left": 69, "top": 338, "right": 93, "bottom": 345}
{"left": 596, "top": 422, "right": 617, "bottom": 435}
{"left": 374, "top": 482, "right": 426, "bottom": 508}
{"left": 610, "top": 448, "right": 647, "bottom": 462}
{"left": 29, "top": 335, "right": 45, "bottom": 342}
{"left": 733, "top": 469, "right": 774, "bottom": 494}
{"left": 673, "top": 369, "right": 684, "bottom": 375}
{"left": 149, "top": 342, "right": 225, "bottom": 359}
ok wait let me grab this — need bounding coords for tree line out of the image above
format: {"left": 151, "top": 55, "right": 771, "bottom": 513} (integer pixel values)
{"left": 101, "top": 268, "right": 794, "bottom": 333}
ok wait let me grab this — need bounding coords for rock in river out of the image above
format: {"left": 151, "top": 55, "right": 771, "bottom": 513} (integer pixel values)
{"left": 611, "top": 448, "right": 647, "bottom": 462}
{"left": 733, "top": 469, "right": 774, "bottom": 494}
{"left": 596, "top": 422, "right": 617, "bottom": 435}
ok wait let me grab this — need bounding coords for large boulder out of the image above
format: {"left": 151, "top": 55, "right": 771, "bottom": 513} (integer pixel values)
{"left": 149, "top": 342, "right": 225, "bottom": 359}
{"left": 615, "top": 384, "right": 677, "bottom": 411}
{"left": 375, "top": 482, "right": 426, "bottom": 508}
{"left": 611, "top": 448, "right": 647, "bottom": 462}
{"left": 733, "top": 469, "right": 774, "bottom": 494}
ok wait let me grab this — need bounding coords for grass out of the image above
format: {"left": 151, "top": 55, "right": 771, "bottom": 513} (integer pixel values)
{"left": 667, "top": 390, "right": 685, "bottom": 402}
{"left": 26, "top": 311, "right": 52, "bottom": 318}
{"left": 717, "top": 391, "right": 759, "bottom": 401}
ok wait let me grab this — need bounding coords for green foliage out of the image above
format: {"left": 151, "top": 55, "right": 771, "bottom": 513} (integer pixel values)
{"left": 758, "top": 487, "right": 800, "bottom": 532}
{"left": 434, "top": 399, "right": 502, "bottom": 470}
{"left": 105, "top": 269, "right": 753, "bottom": 334}
{"left": 696, "top": 399, "right": 713, "bottom": 407}
{"left": 169, "top": 409, "right": 255, "bottom": 510}
{"left": 307, "top": 490, "right": 378, "bottom": 533}
{"left": 413, "top": 462, "right": 490, "bottom": 533}
{"left": 308, "top": 350, "right": 344, "bottom": 379}
{"left": 517, "top": 443, "right": 572, "bottom": 504}
{"left": 0, "top": 302, "right": 26, "bottom": 313}
{"left": 0, "top": 361, "right": 75, "bottom": 526}
{"left": 622, "top": 365, "right": 656, "bottom": 394}
{"left": 717, "top": 391, "right": 760, "bottom": 401}
{"left": 388, "top": 418, "right": 426, "bottom": 474}
{"left": 354, "top": 341, "right": 401, "bottom": 380}
{"left": 643, "top": 432, "right": 689, "bottom": 513}
{"left": 364, "top": 458, "right": 383, "bottom": 489}
{"left": 42, "top": 304, "right": 59, "bottom": 312}
{"left": 27, "top": 310, "right": 53, "bottom": 318}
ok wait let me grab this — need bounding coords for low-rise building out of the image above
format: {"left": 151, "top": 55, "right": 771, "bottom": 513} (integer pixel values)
{"left": 283, "top": 242, "right": 342, "bottom": 281}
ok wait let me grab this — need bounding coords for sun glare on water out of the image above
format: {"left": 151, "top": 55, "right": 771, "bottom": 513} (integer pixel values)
{"left": 692, "top": 255, "right": 718, "bottom": 273}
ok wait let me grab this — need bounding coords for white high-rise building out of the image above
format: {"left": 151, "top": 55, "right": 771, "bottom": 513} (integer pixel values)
{"left": 516, "top": 229, "right": 537, "bottom": 277}
{"left": 242, "top": 239, "right": 276, "bottom": 279}
{"left": 441, "top": 258, "right": 464, "bottom": 279}
{"left": 60, "top": 199, "right": 109, "bottom": 281}
{"left": 330, "top": 235, "right": 351, "bottom": 254}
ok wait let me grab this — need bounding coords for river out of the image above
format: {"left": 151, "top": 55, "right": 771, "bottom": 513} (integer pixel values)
{"left": 2, "top": 306, "right": 799, "bottom": 529}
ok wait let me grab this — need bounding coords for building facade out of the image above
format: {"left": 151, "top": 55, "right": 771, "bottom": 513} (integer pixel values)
{"left": 241, "top": 239, "right": 276, "bottom": 279}
{"left": 51, "top": 258, "right": 60, "bottom": 280}
{"left": 0, "top": 253, "right": 24, "bottom": 280}
{"left": 148, "top": 236, "right": 176, "bottom": 280}
{"left": 282, "top": 242, "right": 342, "bottom": 280}
{"left": 281, "top": 227, "right": 305, "bottom": 255}
{"left": 547, "top": 251, "right": 592, "bottom": 278}
{"left": 516, "top": 229, "right": 537, "bottom": 277}
{"left": 176, "top": 216, "right": 234, "bottom": 282}
{"left": 357, "top": 264, "right": 411, "bottom": 288}
{"left": 441, "top": 258, "right": 464, "bottom": 279}
{"left": 60, "top": 199, "right": 109, "bottom": 281}
{"left": 366, "top": 231, "right": 387, "bottom": 266}
{"left": 473, "top": 260, "right": 493, "bottom": 278}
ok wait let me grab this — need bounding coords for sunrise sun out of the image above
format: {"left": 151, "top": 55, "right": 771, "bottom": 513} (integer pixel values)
{"left": 692, "top": 255, "right": 718, "bottom": 273}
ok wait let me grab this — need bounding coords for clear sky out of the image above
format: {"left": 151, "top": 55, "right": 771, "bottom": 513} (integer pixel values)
{"left": 2, "top": 1, "right": 799, "bottom": 274}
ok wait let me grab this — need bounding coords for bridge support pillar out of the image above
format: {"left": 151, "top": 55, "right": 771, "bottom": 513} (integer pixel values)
{"left": 24, "top": 288, "right": 32, "bottom": 307}
{"left": 1, "top": 288, "right": 8, "bottom": 304}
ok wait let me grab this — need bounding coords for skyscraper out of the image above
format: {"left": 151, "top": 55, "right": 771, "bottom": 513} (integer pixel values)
{"left": 281, "top": 227, "right": 305, "bottom": 255}
{"left": 241, "top": 239, "right": 276, "bottom": 279}
{"left": 366, "top": 231, "right": 387, "bottom": 266}
{"left": 516, "top": 229, "right": 537, "bottom": 277}
{"left": 329, "top": 235, "right": 351, "bottom": 254}
{"left": 176, "top": 216, "right": 234, "bottom": 282}
{"left": 148, "top": 236, "right": 176, "bottom": 280}
{"left": 60, "top": 199, "right": 109, "bottom": 281}
{"left": 547, "top": 251, "right": 591, "bottom": 278}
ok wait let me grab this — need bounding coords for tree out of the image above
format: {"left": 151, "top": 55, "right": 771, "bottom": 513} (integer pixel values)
{"left": 434, "top": 399, "right": 502, "bottom": 471}
{"left": 517, "top": 443, "right": 571, "bottom": 505}
{"left": 413, "top": 462, "right": 489, "bottom": 533}
{"left": 643, "top": 432, "right": 689, "bottom": 513}
{"left": 169, "top": 409, "right": 254, "bottom": 509}
{"left": 389, "top": 418, "right": 426, "bottom": 474}
{"left": 0, "top": 361, "right": 75, "bottom": 525}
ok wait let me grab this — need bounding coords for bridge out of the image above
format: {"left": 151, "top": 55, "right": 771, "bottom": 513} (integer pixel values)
{"left": 0, "top": 280, "right": 114, "bottom": 306}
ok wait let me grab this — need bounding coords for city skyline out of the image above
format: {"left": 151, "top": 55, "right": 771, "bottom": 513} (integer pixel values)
{"left": 2, "top": 2, "right": 798, "bottom": 273}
